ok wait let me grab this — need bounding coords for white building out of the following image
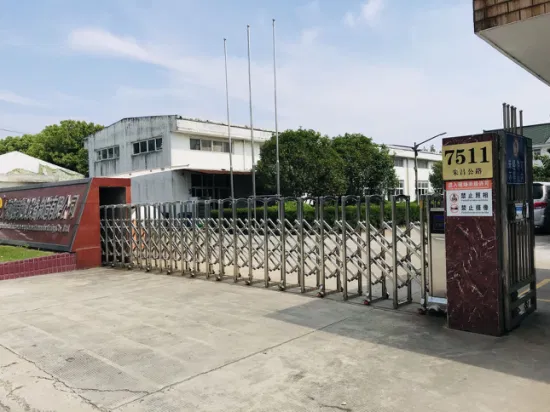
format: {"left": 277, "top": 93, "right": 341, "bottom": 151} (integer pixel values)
{"left": 84, "top": 115, "right": 272, "bottom": 203}
{"left": 84, "top": 115, "right": 440, "bottom": 203}
{"left": 388, "top": 146, "right": 441, "bottom": 199}
{"left": 0, "top": 151, "right": 83, "bottom": 189}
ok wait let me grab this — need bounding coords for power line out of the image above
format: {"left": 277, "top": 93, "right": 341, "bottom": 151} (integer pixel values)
{"left": 0, "top": 128, "right": 28, "bottom": 135}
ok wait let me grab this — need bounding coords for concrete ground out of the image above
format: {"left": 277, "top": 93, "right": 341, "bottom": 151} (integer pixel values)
{"left": 1, "top": 266, "right": 550, "bottom": 411}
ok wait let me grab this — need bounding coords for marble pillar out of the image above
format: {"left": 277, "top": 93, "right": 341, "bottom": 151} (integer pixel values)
{"left": 444, "top": 134, "right": 504, "bottom": 336}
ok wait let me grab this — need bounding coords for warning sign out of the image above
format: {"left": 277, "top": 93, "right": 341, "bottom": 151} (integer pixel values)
{"left": 446, "top": 180, "right": 492, "bottom": 217}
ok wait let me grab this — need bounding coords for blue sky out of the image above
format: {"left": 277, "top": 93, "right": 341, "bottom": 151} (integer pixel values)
{"left": 1, "top": 0, "right": 550, "bottom": 146}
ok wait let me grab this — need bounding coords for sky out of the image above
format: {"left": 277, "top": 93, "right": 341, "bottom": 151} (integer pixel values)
{"left": 1, "top": 0, "right": 550, "bottom": 148}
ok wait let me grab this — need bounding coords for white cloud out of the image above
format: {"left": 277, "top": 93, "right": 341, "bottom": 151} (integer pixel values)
{"left": 299, "top": 28, "right": 319, "bottom": 46}
{"left": 344, "top": 0, "right": 385, "bottom": 27}
{"left": 62, "top": 2, "right": 550, "bottom": 147}
{"left": 0, "top": 91, "right": 42, "bottom": 107}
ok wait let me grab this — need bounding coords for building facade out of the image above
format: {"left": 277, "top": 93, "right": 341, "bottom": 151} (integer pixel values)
{"left": 389, "top": 146, "right": 441, "bottom": 198}
{"left": 84, "top": 115, "right": 272, "bottom": 204}
{"left": 85, "top": 115, "right": 441, "bottom": 203}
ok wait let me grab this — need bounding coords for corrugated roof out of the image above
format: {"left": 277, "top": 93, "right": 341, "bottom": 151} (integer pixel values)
{"left": 487, "top": 123, "right": 550, "bottom": 145}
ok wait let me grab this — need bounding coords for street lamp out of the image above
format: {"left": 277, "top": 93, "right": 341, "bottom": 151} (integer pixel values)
{"left": 391, "top": 132, "right": 446, "bottom": 201}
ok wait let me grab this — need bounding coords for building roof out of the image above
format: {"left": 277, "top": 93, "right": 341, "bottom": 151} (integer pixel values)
{"left": 0, "top": 151, "right": 83, "bottom": 182}
{"left": 486, "top": 123, "right": 550, "bottom": 145}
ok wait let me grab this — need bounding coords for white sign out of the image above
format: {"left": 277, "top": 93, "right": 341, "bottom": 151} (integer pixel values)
{"left": 446, "top": 180, "right": 492, "bottom": 217}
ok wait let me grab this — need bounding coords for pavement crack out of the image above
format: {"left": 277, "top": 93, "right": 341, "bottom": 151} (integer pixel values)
{"left": 0, "top": 362, "right": 17, "bottom": 369}
{"left": 0, "top": 344, "right": 105, "bottom": 412}
{"left": 6, "top": 385, "right": 23, "bottom": 398}
{"left": 319, "top": 404, "right": 352, "bottom": 412}
{"left": 113, "top": 314, "right": 356, "bottom": 410}
{"left": 32, "top": 376, "right": 149, "bottom": 396}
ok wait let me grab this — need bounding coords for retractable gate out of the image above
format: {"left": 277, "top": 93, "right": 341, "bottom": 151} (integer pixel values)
{"left": 500, "top": 104, "right": 536, "bottom": 330}
{"left": 100, "top": 195, "right": 434, "bottom": 308}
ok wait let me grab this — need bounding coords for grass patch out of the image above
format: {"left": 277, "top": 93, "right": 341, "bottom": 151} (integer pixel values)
{"left": 0, "top": 246, "right": 53, "bottom": 263}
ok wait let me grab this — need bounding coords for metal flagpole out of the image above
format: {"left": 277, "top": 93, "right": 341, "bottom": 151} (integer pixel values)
{"left": 247, "top": 25, "right": 256, "bottom": 199}
{"left": 272, "top": 19, "right": 281, "bottom": 197}
{"left": 223, "top": 38, "right": 235, "bottom": 199}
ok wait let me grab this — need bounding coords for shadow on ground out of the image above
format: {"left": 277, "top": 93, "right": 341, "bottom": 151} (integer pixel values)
{"left": 267, "top": 296, "right": 550, "bottom": 384}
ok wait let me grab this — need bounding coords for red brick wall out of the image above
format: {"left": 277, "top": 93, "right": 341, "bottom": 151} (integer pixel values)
{"left": 0, "top": 253, "right": 76, "bottom": 281}
{"left": 474, "top": 0, "right": 550, "bottom": 32}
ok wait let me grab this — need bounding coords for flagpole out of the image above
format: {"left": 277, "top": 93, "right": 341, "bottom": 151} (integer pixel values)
{"left": 223, "top": 38, "right": 235, "bottom": 199}
{"left": 247, "top": 25, "right": 256, "bottom": 200}
{"left": 272, "top": 18, "right": 281, "bottom": 197}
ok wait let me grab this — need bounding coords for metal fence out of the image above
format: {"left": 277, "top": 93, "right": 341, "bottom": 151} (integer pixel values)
{"left": 100, "top": 195, "right": 436, "bottom": 309}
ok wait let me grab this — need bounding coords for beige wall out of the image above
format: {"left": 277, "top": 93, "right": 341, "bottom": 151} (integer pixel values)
{"left": 474, "top": 0, "right": 550, "bottom": 32}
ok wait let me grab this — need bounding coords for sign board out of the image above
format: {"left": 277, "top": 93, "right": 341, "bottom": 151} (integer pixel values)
{"left": 442, "top": 141, "right": 493, "bottom": 181}
{"left": 506, "top": 133, "right": 526, "bottom": 185}
{"left": 445, "top": 180, "right": 493, "bottom": 217}
{"left": 0, "top": 182, "right": 90, "bottom": 251}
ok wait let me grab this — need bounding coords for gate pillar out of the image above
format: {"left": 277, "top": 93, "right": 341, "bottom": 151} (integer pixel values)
{"left": 442, "top": 104, "right": 535, "bottom": 336}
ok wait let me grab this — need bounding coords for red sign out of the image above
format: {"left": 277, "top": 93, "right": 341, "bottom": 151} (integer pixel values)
{"left": 0, "top": 181, "right": 90, "bottom": 251}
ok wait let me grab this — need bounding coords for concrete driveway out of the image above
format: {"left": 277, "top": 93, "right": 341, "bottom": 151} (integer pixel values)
{"left": 1, "top": 269, "right": 550, "bottom": 412}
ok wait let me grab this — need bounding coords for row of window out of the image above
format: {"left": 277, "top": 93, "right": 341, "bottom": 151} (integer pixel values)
{"left": 96, "top": 146, "right": 120, "bottom": 161}
{"left": 190, "top": 138, "right": 232, "bottom": 153}
{"left": 390, "top": 180, "right": 429, "bottom": 196}
{"left": 133, "top": 137, "right": 163, "bottom": 155}
{"left": 95, "top": 138, "right": 164, "bottom": 162}
{"left": 394, "top": 157, "right": 430, "bottom": 169}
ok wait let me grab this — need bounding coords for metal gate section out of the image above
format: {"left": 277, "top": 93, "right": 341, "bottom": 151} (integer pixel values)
{"left": 100, "top": 195, "right": 433, "bottom": 307}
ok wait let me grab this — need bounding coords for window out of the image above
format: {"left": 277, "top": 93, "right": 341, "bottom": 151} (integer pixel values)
{"left": 95, "top": 146, "right": 120, "bottom": 162}
{"left": 387, "top": 181, "right": 405, "bottom": 200}
{"left": 132, "top": 137, "right": 163, "bottom": 155}
{"left": 190, "top": 138, "right": 201, "bottom": 150}
{"left": 417, "top": 160, "right": 429, "bottom": 169}
{"left": 189, "top": 137, "right": 232, "bottom": 153}
{"left": 190, "top": 173, "right": 231, "bottom": 200}
{"left": 394, "top": 157, "right": 404, "bottom": 167}
{"left": 418, "top": 181, "right": 430, "bottom": 196}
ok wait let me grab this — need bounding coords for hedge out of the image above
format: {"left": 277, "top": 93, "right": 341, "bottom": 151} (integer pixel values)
{"left": 209, "top": 202, "right": 419, "bottom": 227}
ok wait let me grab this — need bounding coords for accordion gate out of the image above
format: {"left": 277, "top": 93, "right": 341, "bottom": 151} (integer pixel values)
{"left": 100, "top": 195, "right": 436, "bottom": 309}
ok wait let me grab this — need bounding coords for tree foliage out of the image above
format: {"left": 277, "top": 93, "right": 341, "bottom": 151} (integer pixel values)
{"left": 256, "top": 128, "right": 347, "bottom": 197}
{"left": 534, "top": 155, "right": 550, "bottom": 181}
{"left": 0, "top": 120, "right": 103, "bottom": 176}
{"left": 332, "top": 133, "right": 397, "bottom": 196}
{"left": 429, "top": 161, "right": 443, "bottom": 193}
{"left": 256, "top": 129, "right": 397, "bottom": 198}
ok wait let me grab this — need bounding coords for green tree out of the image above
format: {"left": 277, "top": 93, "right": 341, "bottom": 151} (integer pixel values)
{"left": 0, "top": 134, "right": 35, "bottom": 154}
{"left": 0, "top": 120, "right": 103, "bottom": 176}
{"left": 429, "top": 161, "right": 443, "bottom": 193}
{"left": 256, "top": 128, "right": 347, "bottom": 197}
{"left": 331, "top": 133, "right": 397, "bottom": 196}
{"left": 534, "top": 155, "right": 550, "bottom": 181}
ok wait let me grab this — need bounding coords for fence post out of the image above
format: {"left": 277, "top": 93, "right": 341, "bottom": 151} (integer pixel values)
{"left": 405, "top": 197, "right": 412, "bottom": 303}
{"left": 247, "top": 198, "right": 254, "bottom": 285}
{"left": 232, "top": 200, "right": 239, "bottom": 282}
{"left": 218, "top": 200, "right": 225, "bottom": 280}
{"left": 341, "top": 196, "right": 349, "bottom": 300}
{"left": 365, "top": 197, "right": 372, "bottom": 302}
{"left": 205, "top": 201, "right": 212, "bottom": 278}
{"left": 318, "top": 197, "right": 326, "bottom": 297}
{"left": 391, "top": 196, "right": 399, "bottom": 309}
{"left": 279, "top": 197, "right": 286, "bottom": 290}
{"left": 264, "top": 201, "right": 270, "bottom": 288}
{"left": 420, "top": 195, "right": 428, "bottom": 310}
{"left": 298, "top": 198, "right": 306, "bottom": 293}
